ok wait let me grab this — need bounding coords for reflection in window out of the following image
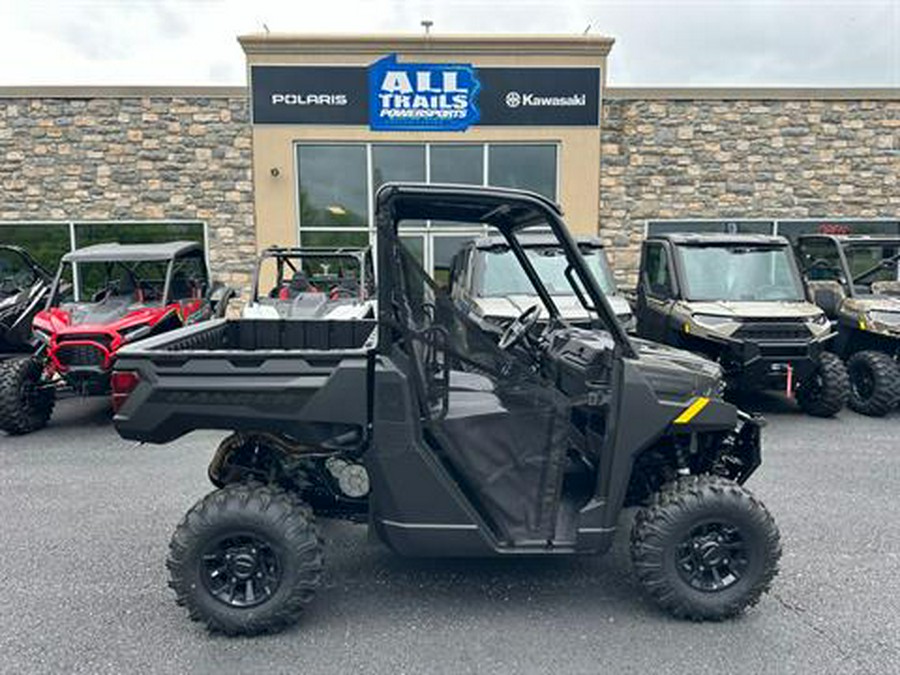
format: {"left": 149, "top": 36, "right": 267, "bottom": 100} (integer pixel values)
{"left": 297, "top": 145, "right": 368, "bottom": 227}
{"left": 488, "top": 145, "right": 557, "bottom": 199}
{"left": 400, "top": 236, "right": 425, "bottom": 266}
{"left": 433, "top": 235, "right": 477, "bottom": 287}
{"left": 430, "top": 145, "right": 483, "bottom": 185}
{"left": 299, "top": 230, "right": 369, "bottom": 249}
{"left": 74, "top": 222, "right": 205, "bottom": 248}
{"left": 0, "top": 224, "right": 71, "bottom": 271}
{"left": 373, "top": 145, "right": 426, "bottom": 193}
{"left": 648, "top": 221, "right": 774, "bottom": 236}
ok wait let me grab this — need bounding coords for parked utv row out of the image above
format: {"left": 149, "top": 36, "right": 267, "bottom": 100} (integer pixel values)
{"left": 633, "top": 232, "right": 900, "bottom": 418}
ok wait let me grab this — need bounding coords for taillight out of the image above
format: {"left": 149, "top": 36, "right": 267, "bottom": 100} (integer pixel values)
{"left": 111, "top": 370, "right": 140, "bottom": 413}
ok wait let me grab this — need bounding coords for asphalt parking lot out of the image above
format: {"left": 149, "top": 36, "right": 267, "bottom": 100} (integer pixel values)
{"left": 1, "top": 395, "right": 898, "bottom": 675}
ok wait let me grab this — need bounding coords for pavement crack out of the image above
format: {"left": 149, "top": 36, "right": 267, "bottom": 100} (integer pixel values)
{"left": 771, "top": 591, "right": 872, "bottom": 673}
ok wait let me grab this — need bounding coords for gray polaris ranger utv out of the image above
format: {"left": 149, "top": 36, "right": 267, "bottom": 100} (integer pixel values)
{"left": 448, "top": 234, "right": 635, "bottom": 332}
{"left": 796, "top": 234, "right": 900, "bottom": 416}
{"left": 635, "top": 233, "right": 849, "bottom": 417}
{"left": 112, "top": 185, "right": 780, "bottom": 636}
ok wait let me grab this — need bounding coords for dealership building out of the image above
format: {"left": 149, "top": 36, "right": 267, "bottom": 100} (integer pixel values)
{"left": 0, "top": 33, "right": 897, "bottom": 294}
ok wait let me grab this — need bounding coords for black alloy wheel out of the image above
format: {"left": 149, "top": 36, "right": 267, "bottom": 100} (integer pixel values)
{"left": 201, "top": 534, "right": 281, "bottom": 609}
{"left": 676, "top": 521, "right": 749, "bottom": 592}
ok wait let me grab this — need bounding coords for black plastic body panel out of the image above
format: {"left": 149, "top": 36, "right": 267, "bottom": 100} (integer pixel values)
{"left": 113, "top": 318, "right": 374, "bottom": 443}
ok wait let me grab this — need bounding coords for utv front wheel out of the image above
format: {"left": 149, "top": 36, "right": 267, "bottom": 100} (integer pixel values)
{"left": 795, "top": 351, "right": 849, "bottom": 418}
{"left": 631, "top": 475, "right": 781, "bottom": 621}
{"left": 167, "top": 483, "right": 323, "bottom": 635}
{"left": 0, "top": 356, "right": 55, "bottom": 435}
{"left": 846, "top": 351, "right": 900, "bottom": 417}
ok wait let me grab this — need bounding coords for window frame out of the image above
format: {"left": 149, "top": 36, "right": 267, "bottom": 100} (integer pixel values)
{"left": 294, "top": 141, "right": 561, "bottom": 276}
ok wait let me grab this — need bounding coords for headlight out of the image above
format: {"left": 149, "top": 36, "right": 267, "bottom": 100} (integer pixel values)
{"left": 119, "top": 323, "right": 152, "bottom": 342}
{"left": 867, "top": 311, "right": 900, "bottom": 329}
{"left": 691, "top": 314, "right": 736, "bottom": 329}
{"left": 807, "top": 313, "right": 830, "bottom": 326}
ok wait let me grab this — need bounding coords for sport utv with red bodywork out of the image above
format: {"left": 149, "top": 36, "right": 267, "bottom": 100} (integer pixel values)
{"left": 111, "top": 184, "right": 781, "bottom": 635}
{"left": 0, "top": 241, "right": 231, "bottom": 435}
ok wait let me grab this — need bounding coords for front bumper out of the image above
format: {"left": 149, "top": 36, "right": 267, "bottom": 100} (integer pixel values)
{"left": 687, "top": 330, "right": 833, "bottom": 391}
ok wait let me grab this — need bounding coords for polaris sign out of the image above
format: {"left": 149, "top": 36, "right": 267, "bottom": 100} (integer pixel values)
{"left": 368, "top": 55, "right": 480, "bottom": 131}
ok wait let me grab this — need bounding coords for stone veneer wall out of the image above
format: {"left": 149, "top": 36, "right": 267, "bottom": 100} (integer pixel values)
{"left": 599, "top": 95, "right": 900, "bottom": 284}
{"left": 2, "top": 90, "right": 898, "bottom": 292}
{"left": 0, "top": 93, "right": 254, "bottom": 292}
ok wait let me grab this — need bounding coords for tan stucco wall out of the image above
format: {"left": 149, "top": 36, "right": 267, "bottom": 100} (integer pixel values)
{"left": 241, "top": 34, "right": 612, "bottom": 250}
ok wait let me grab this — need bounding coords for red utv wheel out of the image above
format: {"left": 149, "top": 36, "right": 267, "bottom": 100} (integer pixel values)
{"left": 0, "top": 356, "right": 55, "bottom": 436}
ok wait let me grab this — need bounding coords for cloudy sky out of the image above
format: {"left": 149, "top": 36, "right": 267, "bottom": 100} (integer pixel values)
{"left": 0, "top": 0, "right": 897, "bottom": 86}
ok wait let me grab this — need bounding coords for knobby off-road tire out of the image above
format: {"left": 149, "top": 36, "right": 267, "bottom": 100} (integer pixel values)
{"left": 0, "top": 356, "right": 55, "bottom": 435}
{"left": 795, "top": 351, "right": 849, "bottom": 418}
{"left": 167, "top": 483, "right": 323, "bottom": 636}
{"left": 631, "top": 474, "right": 781, "bottom": 621}
{"left": 846, "top": 350, "right": 900, "bottom": 417}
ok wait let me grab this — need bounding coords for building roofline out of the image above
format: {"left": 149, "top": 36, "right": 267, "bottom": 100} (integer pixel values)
{"left": 237, "top": 32, "right": 615, "bottom": 56}
{"left": 606, "top": 86, "right": 900, "bottom": 101}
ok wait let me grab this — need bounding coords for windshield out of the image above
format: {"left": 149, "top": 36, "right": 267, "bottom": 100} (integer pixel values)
{"left": 677, "top": 245, "right": 805, "bottom": 302}
{"left": 479, "top": 246, "right": 617, "bottom": 297}
{"left": 55, "top": 260, "right": 170, "bottom": 306}
{"left": 844, "top": 243, "right": 900, "bottom": 288}
{"left": 0, "top": 249, "right": 37, "bottom": 296}
{"left": 258, "top": 254, "right": 364, "bottom": 300}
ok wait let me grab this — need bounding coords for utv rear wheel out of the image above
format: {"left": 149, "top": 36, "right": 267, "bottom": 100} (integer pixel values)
{"left": 795, "top": 351, "right": 849, "bottom": 418}
{"left": 631, "top": 475, "right": 781, "bottom": 621}
{"left": 0, "top": 356, "right": 55, "bottom": 436}
{"left": 846, "top": 351, "right": 900, "bottom": 417}
{"left": 167, "top": 483, "right": 323, "bottom": 636}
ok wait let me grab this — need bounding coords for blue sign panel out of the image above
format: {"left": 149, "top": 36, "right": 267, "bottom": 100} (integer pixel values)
{"left": 367, "top": 54, "right": 481, "bottom": 131}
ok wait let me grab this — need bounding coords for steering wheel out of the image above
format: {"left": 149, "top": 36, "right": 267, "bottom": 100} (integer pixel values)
{"left": 498, "top": 304, "right": 541, "bottom": 351}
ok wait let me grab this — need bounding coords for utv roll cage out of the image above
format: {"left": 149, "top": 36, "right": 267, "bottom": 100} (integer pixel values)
{"left": 249, "top": 246, "right": 374, "bottom": 303}
{"left": 48, "top": 241, "right": 207, "bottom": 306}
{"left": 374, "top": 183, "right": 636, "bottom": 357}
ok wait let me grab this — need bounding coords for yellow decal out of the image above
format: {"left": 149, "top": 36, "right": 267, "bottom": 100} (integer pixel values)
{"left": 683, "top": 322, "right": 691, "bottom": 334}
{"left": 858, "top": 318, "right": 867, "bottom": 330}
{"left": 673, "top": 397, "right": 710, "bottom": 425}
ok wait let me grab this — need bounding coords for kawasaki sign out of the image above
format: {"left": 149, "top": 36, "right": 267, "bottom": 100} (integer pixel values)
{"left": 251, "top": 56, "right": 601, "bottom": 129}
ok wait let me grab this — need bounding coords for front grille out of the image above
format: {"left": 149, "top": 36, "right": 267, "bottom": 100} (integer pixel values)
{"left": 57, "top": 333, "right": 113, "bottom": 349}
{"left": 56, "top": 343, "right": 106, "bottom": 367}
{"left": 733, "top": 322, "right": 810, "bottom": 341}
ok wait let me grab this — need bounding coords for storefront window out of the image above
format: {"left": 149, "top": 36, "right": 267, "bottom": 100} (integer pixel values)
{"left": 299, "top": 230, "right": 369, "bottom": 249}
{"left": 488, "top": 144, "right": 557, "bottom": 200}
{"left": 74, "top": 222, "right": 204, "bottom": 248}
{"left": 430, "top": 145, "right": 483, "bottom": 185}
{"left": 372, "top": 145, "right": 426, "bottom": 193}
{"left": 295, "top": 141, "right": 559, "bottom": 275}
{"left": 776, "top": 220, "right": 900, "bottom": 242}
{"left": 433, "top": 235, "right": 479, "bottom": 287}
{"left": 0, "top": 223, "right": 70, "bottom": 271}
{"left": 297, "top": 145, "right": 368, "bottom": 227}
{"left": 647, "top": 220, "right": 775, "bottom": 236}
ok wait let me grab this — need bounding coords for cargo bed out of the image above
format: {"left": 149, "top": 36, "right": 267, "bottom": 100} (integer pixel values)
{"left": 112, "top": 318, "right": 376, "bottom": 443}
